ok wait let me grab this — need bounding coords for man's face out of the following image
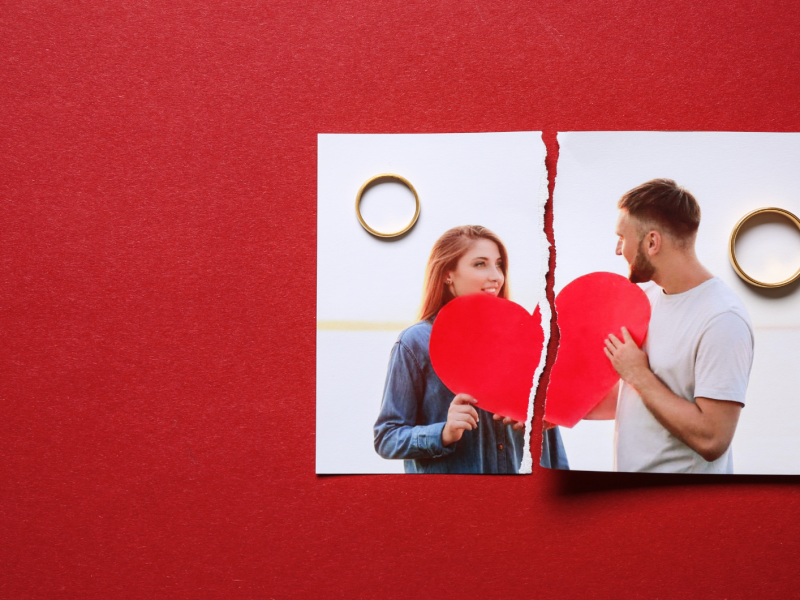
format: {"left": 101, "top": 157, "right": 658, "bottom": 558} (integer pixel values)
{"left": 615, "top": 210, "right": 655, "bottom": 284}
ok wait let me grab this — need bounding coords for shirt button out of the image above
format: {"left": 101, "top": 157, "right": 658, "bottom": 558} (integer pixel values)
{"left": 498, "top": 444, "right": 504, "bottom": 450}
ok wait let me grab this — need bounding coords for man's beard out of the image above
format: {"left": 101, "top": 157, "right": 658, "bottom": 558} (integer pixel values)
{"left": 629, "top": 241, "right": 656, "bottom": 284}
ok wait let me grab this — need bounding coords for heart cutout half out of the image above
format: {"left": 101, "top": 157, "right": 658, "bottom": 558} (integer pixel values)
{"left": 430, "top": 293, "right": 544, "bottom": 423}
{"left": 544, "top": 272, "right": 651, "bottom": 428}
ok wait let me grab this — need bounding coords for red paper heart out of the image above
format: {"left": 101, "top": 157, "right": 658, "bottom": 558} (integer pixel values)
{"left": 429, "top": 293, "right": 544, "bottom": 423}
{"left": 544, "top": 272, "right": 651, "bottom": 428}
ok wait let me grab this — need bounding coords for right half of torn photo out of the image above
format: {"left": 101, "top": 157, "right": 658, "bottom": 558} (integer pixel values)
{"left": 546, "top": 132, "right": 800, "bottom": 475}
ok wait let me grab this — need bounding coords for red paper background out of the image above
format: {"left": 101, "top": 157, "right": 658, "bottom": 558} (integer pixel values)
{"left": 2, "top": 1, "right": 799, "bottom": 598}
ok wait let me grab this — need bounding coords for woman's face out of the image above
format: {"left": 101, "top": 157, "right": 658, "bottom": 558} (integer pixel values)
{"left": 446, "top": 238, "right": 505, "bottom": 298}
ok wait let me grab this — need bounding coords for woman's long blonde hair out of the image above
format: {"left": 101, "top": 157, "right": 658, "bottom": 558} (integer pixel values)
{"left": 418, "top": 225, "right": 510, "bottom": 322}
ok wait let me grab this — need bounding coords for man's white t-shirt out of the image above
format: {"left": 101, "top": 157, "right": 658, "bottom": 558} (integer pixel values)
{"left": 614, "top": 277, "right": 754, "bottom": 474}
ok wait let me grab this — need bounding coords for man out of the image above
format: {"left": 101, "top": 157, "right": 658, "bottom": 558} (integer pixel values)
{"left": 602, "top": 179, "right": 754, "bottom": 473}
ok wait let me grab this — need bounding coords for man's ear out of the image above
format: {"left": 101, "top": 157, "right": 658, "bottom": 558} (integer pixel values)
{"left": 645, "top": 230, "right": 662, "bottom": 256}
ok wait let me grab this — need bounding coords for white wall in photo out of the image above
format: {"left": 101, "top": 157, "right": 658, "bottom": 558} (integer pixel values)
{"left": 553, "top": 132, "right": 800, "bottom": 474}
{"left": 317, "top": 132, "right": 548, "bottom": 474}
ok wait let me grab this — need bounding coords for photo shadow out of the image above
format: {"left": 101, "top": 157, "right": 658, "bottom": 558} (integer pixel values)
{"left": 547, "top": 466, "right": 800, "bottom": 496}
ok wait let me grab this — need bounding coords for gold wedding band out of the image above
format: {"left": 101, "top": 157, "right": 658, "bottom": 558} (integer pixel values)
{"left": 729, "top": 207, "right": 800, "bottom": 288}
{"left": 355, "top": 174, "right": 420, "bottom": 238}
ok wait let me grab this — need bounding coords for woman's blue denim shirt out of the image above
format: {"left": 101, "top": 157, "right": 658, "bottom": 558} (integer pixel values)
{"left": 373, "top": 320, "right": 569, "bottom": 473}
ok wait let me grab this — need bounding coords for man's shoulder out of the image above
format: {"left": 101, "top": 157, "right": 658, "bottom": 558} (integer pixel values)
{"left": 695, "top": 278, "right": 752, "bottom": 326}
{"left": 648, "top": 277, "right": 753, "bottom": 339}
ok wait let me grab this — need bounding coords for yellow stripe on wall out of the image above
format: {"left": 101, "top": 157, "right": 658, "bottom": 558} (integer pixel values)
{"left": 317, "top": 321, "right": 413, "bottom": 331}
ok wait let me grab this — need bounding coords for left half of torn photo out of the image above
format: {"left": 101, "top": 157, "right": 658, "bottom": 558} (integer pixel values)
{"left": 316, "top": 132, "right": 560, "bottom": 474}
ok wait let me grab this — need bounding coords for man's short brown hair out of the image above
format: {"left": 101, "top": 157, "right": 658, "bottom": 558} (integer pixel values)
{"left": 618, "top": 179, "right": 701, "bottom": 241}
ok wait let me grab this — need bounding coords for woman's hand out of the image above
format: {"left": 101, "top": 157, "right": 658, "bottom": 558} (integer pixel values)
{"left": 493, "top": 413, "right": 526, "bottom": 430}
{"left": 442, "top": 394, "right": 480, "bottom": 446}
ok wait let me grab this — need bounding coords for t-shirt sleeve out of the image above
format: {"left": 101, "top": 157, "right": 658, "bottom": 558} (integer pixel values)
{"left": 694, "top": 312, "right": 754, "bottom": 405}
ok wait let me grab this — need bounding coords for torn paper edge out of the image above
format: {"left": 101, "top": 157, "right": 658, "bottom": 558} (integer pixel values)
{"left": 519, "top": 133, "right": 552, "bottom": 474}
{"left": 537, "top": 132, "right": 561, "bottom": 469}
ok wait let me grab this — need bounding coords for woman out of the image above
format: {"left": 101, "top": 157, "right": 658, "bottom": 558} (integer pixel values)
{"left": 373, "top": 225, "right": 569, "bottom": 473}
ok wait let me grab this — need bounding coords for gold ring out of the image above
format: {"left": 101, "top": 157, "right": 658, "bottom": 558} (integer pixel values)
{"left": 729, "top": 207, "right": 800, "bottom": 288}
{"left": 355, "top": 174, "right": 420, "bottom": 238}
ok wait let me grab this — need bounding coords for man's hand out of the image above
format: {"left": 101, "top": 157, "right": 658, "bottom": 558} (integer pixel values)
{"left": 492, "top": 413, "right": 526, "bottom": 431}
{"left": 604, "top": 326, "right": 650, "bottom": 389}
{"left": 604, "top": 328, "right": 742, "bottom": 462}
{"left": 442, "top": 394, "right": 480, "bottom": 446}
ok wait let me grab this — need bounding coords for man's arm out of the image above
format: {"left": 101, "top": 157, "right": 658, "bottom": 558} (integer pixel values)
{"left": 604, "top": 327, "right": 742, "bottom": 462}
{"left": 583, "top": 380, "right": 619, "bottom": 420}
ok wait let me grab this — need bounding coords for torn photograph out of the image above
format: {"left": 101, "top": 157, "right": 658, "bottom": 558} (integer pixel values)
{"left": 317, "top": 132, "right": 567, "bottom": 474}
{"left": 548, "top": 132, "right": 800, "bottom": 474}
